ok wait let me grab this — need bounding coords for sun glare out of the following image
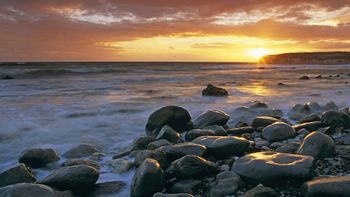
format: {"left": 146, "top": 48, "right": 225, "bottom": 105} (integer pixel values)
{"left": 249, "top": 48, "right": 270, "bottom": 60}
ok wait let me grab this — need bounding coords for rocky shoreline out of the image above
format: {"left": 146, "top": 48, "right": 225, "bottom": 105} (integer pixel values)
{"left": 1, "top": 101, "right": 350, "bottom": 197}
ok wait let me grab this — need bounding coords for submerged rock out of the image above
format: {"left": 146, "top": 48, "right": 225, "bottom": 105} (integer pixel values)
{"left": 63, "top": 144, "right": 102, "bottom": 159}
{"left": 18, "top": 148, "right": 60, "bottom": 168}
{"left": 107, "top": 159, "right": 133, "bottom": 173}
{"left": 302, "top": 176, "right": 350, "bottom": 197}
{"left": 0, "top": 164, "right": 36, "bottom": 187}
{"left": 233, "top": 152, "right": 314, "bottom": 184}
{"left": 249, "top": 101, "right": 268, "bottom": 109}
{"left": 89, "top": 181, "right": 126, "bottom": 197}
{"left": 145, "top": 106, "right": 192, "bottom": 137}
{"left": 131, "top": 158, "right": 165, "bottom": 197}
{"left": 156, "top": 125, "right": 183, "bottom": 143}
{"left": 0, "top": 183, "right": 72, "bottom": 197}
{"left": 38, "top": 165, "right": 99, "bottom": 191}
{"left": 193, "top": 110, "right": 230, "bottom": 128}
{"left": 166, "top": 155, "right": 218, "bottom": 179}
{"left": 2, "top": 75, "right": 14, "bottom": 80}
{"left": 299, "top": 76, "right": 310, "bottom": 80}
{"left": 297, "top": 131, "right": 335, "bottom": 160}
{"left": 192, "top": 136, "right": 249, "bottom": 158}
{"left": 202, "top": 84, "right": 229, "bottom": 97}
{"left": 262, "top": 122, "right": 295, "bottom": 142}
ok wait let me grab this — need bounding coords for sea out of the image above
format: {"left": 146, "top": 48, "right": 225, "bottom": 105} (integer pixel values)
{"left": 1, "top": 62, "right": 350, "bottom": 194}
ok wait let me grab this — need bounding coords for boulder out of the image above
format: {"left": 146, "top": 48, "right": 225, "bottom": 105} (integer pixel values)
{"left": 251, "top": 116, "right": 279, "bottom": 129}
{"left": 249, "top": 101, "right": 268, "bottom": 109}
{"left": 302, "top": 176, "right": 350, "bottom": 197}
{"left": 38, "top": 165, "right": 99, "bottom": 191}
{"left": 0, "top": 164, "right": 36, "bottom": 187}
{"left": 193, "top": 110, "right": 230, "bottom": 128}
{"left": 323, "top": 102, "right": 338, "bottom": 111}
{"left": 293, "top": 121, "right": 323, "bottom": 132}
{"left": 166, "top": 155, "right": 218, "bottom": 179}
{"left": 226, "top": 126, "right": 255, "bottom": 135}
{"left": 262, "top": 122, "right": 295, "bottom": 142}
{"left": 288, "top": 104, "right": 311, "bottom": 120}
{"left": 168, "top": 179, "right": 202, "bottom": 194}
{"left": 209, "top": 171, "right": 243, "bottom": 197}
{"left": 89, "top": 181, "right": 126, "bottom": 197}
{"left": 297, "top": 131, "right": 335, "bottom": 160}
{"left": 202, "top": 84, "right": 229, "bottom": 96}
{"left": 148, "top": 139, "right": 172, "bottom": 150}
{"left": 133, "top": 136, "right": 157, "bottom": 150}
{"left": 107, "top": 159, "right": 133, "bottom": 173}
{"left": 336, "top": 145, "right": 350, "bottom": 160}
{"left": 275, "top": 142, "right": 300, "bottom": 153}
{"left": 185, "top": 129, "right": 216, "bottom": 141}
{"left": 192, "top": 136, "right": 249, "bottom": 158}
{"left": 156, "top": 143, "right": 207, "bottom": 162}
{"left": 18, "top": 148, "right": 60, "bottom": 168}
{"left": 156, "top": 125, "right": 183, "bottom": 143}
{"left": 153, "top": 193, "right": 194, "bottom": 197}
{"left": 61, "top": 159, "right": 100, "bottom": 170}
{"left": 131, "top": 158, "right": 165, "bottom": 197}
{"left": 202, "top": 125, "right": 227, "bottom": 136}
{"left": 134, "top": 150, "right": 168, "bottom": 168}
{"left": 299, "top": 76, "right": 310, "bottom": 80}
{"left": 62, "top": 144, "right": 102, "bottom": 159}
{"left": 232, "top": 151, "right": 314, "bottom": 184}
{"left": 241, "top": 184, "right": 278, "bottom": 197}
{"left": 0, "top": 183, "right": 72, "bottom": 197}
{"left": 321, "top": 110, "right": 350, "bottom": 128}
{"left": 299, "top": 113, "right": 321, "bottom": 123}
{"left": 145, "top": 106, "right": 192, "bottom": 137}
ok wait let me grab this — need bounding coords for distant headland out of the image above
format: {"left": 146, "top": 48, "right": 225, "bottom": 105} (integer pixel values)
{"left": 259, "top": 52, "right": 350, "bottom": 64}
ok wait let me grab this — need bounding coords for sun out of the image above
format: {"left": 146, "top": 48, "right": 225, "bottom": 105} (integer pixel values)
{"left": 248, "top": 48, "right": 270, "bottom": 60}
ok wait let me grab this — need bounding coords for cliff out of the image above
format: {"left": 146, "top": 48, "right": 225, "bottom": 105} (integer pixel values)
{"left": 259, "top": 52, "right": 350, "bottom": 64}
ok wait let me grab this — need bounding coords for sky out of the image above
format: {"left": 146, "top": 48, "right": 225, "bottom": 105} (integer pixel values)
{"left": 1, "top": 0, "right": 350, "bottom": 62}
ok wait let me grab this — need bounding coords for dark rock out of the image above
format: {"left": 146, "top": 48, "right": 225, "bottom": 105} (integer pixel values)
{"left": 146, "top": 106, "right": 192, "bottom": 137}
{"left": 89, "top": 181, "right": 126, "bottom": 197}
{"left": 202, "top": 125, "right": 227, "bottom": 136}
{"left": 156, "top": 142, "right": 207, "bottom": 162}
{"left": 153, "top": 193, "right": 194, "bottom": 197}
{"left": 262, "top": 122, "right": 295, "bottom": 142}
{"left": 232, "top": 151, "right": 314, "bottom": 184}
{"left": 209, "top": 171, "right": 243, "bottom": 197}
{"left": 156, "top": 125, "right": 183, "bottom": 143}
{"left": 276, "top": 142, "right": 300, "bottom": 153}
{"left": 321, "top": 110, "right": 350, "bottom": 128}
{"left": 133, "top": 136, "right": 157, "bottom": 150}
{"left": 108, "top": 159, "right": 133, "bottom": 173}
{"left": 335, "top": 145, "right": 350, "bottom": 160}
{"left": 334, "top": 134, "right": 350, "bottom": 145}
{"left": 148, "top": 139, "right": 172, "bottom": 150}
{"left": 249, "top": 101, "right": 268, "bottom": 109}
{"left": 0, "top": 164, "right": 36, "bottom": 187}
{"left": 112, "top": 147, "right": 132, "bottom": 159}
{"left": 278, "top": 82, "right": 286, "bottom": 86}
{"left": 38, "top": 165, "right": 99, "bottom": 191}
{"left": 323, "top": 102, "right": 338, "bottom": 111}
{"left": 134, "top": 150, "right": 168, "bottom": 168}
{"left": 299, "top": 76, "right": 310, "bottom": 80}
{"left": 62, "top": 144, "right": 102, "bottom": 159}
{"left": 302, "top": 176, "right": 350, "bottom": 197}
{"left": 18, "top": 148, "right": 60, "bottom": 168}
{"left": 241, "top": 184, "right": 278, "bottom": 197}
{"left": 185, "top": 129, "right": 216, "bottom": 141}
{"left": 293, "top": 121, "right": 323, "bottom": 132}
{"left": 202, "top": 84, "right": 229, "bottom": 97}
{"left": 297, "top": 131, "right": 335, "bottom": 160}
{"left": 251, "top": 116, "right": 279, "bottom": 129}
{"left": 2, "top": 75, "right": 14, "bottom": 80}
{"left": 131, "top": 158, "right": 165, "bottom": 197}
{"left": 235, "top": 121, "right": 249, "bottom": 128}
{"left": 299, "top": 113, "right": 321, "bottom": 123}
{"left": 288, "top": 104, "right": 311, "bottom": 120}
{"left": 193, "top": 110, "right": 230, "bottom": 128}
{"left": 306, "top": 102, "right": 323, "bottom": 112}
{"left": 192, "top": 136, "right": 249, "bottom": 158}
{"left": 226, "top": 126, "right": 255, "bottom": 135}
{"left": 166, "top": 155, "right": 218, "bottom": 179}
{"left": 0, "top": 183, "right": 73, "bottom": 197}
{"left": 61, "top": 159, "right": 100, "bottom": 170}
{"left": 315, "top": 75, "right": 322, "bottom": 79}
{"left": 168, "top": 179, "right": 202, "bottom": 194}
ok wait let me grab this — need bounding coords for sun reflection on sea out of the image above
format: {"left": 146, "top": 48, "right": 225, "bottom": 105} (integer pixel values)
{"left": 236, "top": 83, "right": 273, "bottom": 96}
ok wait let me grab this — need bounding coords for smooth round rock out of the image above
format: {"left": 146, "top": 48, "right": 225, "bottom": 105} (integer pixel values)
{"left": 0, "top": 183, "right": 73, "bottom": 197}
{"left": 202, "top": 84, "right": 229, "bottom": 97}
{"left": 147, "top": 139, "right": 172, "bottom": 150}
{"left": 293, "top": 121, "right": 323, "bottom": 132}
{"left": 193, "top": 110, "right": 230, "bottom": 128}
{"left": 156, "top": 125, "right": 183, "bottom": 143}
{"left": 90, "top": 181, "right": 126, "bottom": 197}
{"left": 276, "top": 142, "right": 300, "bottom": 153}
{"left": 145, "top": 106, "right": 192, "bottom": 137}
{"left": 302, "top": 176, "right": 350, "bottom": 197}
{"left": 63, "top": 144, "right": 102, "bottom": 159}
{"left": 233, "top": 151, "right": 314, "bottom": 184}
{"left": 39, "top": 165, "right": 99, "bottom": 190}
{"left": 252, "top": 116, "right": 279, "bottom": 129}
{"left": 131, "top": 158, "right": 165, "bottom": 197}
{"left": 185, "top": 129, "right": 216, "bottom": 141}
{"left": 297, "top": 131, "right": 335, "bottom": 160}
{"left": 61, "top": 159, "right": 100, "bottom": 170}
{"left": 321, "top": 110, "right": 350, "bottom": 128}
{"left": 166, "top": 155, "right": 218, "bottom": 179}
{"left": 241, "top": 184, "right": 278, "bottom": 197}
{"left": 169, "top": 179, "right": 202, "bottom": 194}
{"left": 156, "top": 142, "right": 207, "bottom": 162}
{"left": 0, "top": 164, "right": 36, "bottom": 187}
{"left": 192, "top": 136, "right": 250, "bottom": 158}
{"left": 133, "top": 136, "right": 157, "bottom": 150}
{"left": 209, "top": 171, "right": 243, "bottom": 197}
{"left": 18, "top": 148, "right": 60, "bottom": 168}
{"left": 262, "top": 122, "right": 295, "bottom": 142}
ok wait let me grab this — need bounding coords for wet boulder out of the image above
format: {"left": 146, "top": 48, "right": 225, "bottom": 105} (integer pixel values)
{"left": 202, "top": 125, "right": 227, "bottom": 136}
{"left": 134, "top": 149, "right": 168, "bottom": 168}
{"left": 209, "top": 171, "right": 244, "bottom": 197}
{"left": 107, "top": 159, "right": 133, "bottom": 173}
{"left": 63, "top": 144, "right": 102, "bottom": 159}
{"left": 226, "top": 126, "right": 255, "bottom": 135}
{"left": 166, "top": 155, "right": 218, "bottom": 179}
{"left": 321, "top": 110, "right": 350, "bottom": 128}
{"left": 202, "top": 84, "right": 229, "bottom": 97}
{"left": 299, "top": 113, "right": 321, "bottom": 124}
{"left": 233, "top": 152, "right": 314, "bottom": 184}
{"left": 302, "top": 176, "right": 350, "bottom": 197}
{"left": 131, "top": 158, "right": 165, "bottom": 197}
{"left": 251, "top": 116, "right": 279, "bottom": 130}
{"left": 293, "top": 121, "right": 323, "bottom": 132}
{"left": 288, "top": 104, "right": 311, "bottom": 120}
{"left": 89, "top": 181, "right": 126, "bottom": 197}
{"left": 297, "top": 131, "right": 335, "bottom": 160}
{"left": 148, "top": 139, "right": 172, "bottom": 150}
{"left": 241, "top": 185, "right": 278, "bottom": 197}
{"left": 18, "top": 148, "right": 60, "bottom": 168}
{"left": 249, "top": 101, "right": 268, "bottom": 109}
{"left": 133, "top": 136, "right": 157, "bottom": 150}
{"left": 0, "top": 164, "right": 36, "bottom": 187}
{"left": 0, "top": 183, "right": 73, "bottom": 197}
{"left": 193, "top": 110, "right": 230, "bottom": 128}
{"left": 156, "top": 142, "right": 207, "bottom": 162}
{"left": 61, "top": 159, "right": 100, "bottom": 170}
{"left": 276, "top": 142, "right": 300, "bottom": 153}
{"left": 262, "top": 122, "right": 295, "bottom": 142}
{"left": 185, "top": 129, "right": 216, "bottom": 141}
{"left": 192, "top": 136, "right": 249, "bottom": 158}
{"left": 156, "top": 125, "right": 183, "bottom": 143}
{"left": 168, "top": 179, "right": 202, "bottom": 194}
{"left": 146, "top": 106, "right": 192, "bottom": 137}
{"left": 38, "top": 165, "right": 99, "bottom": 191}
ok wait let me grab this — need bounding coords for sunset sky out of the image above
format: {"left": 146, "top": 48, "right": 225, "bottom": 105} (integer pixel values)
{"left": 1, "top": 0, "right": 350, "bottom": 62}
